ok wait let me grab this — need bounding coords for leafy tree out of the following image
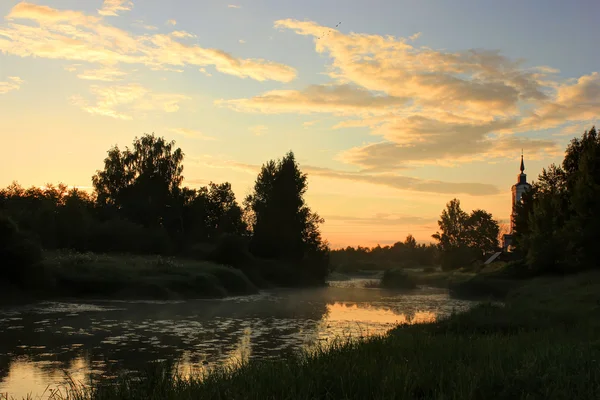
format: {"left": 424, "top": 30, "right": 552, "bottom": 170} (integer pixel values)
{"left": 92, "top": 133, "right": 184, "bottom": 229}
{"left": 245, "top": 152, "right": 329, "bottom": 281}
{"left": 432, "top": 199, "right": 500, "bottom": 270}
{"left": 432, "top": 199, "right": 469, "bottom": 252}
{"left": 465, "top": 210, "right": 499, "bottom": 255}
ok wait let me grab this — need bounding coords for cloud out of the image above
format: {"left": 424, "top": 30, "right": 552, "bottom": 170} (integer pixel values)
{"left": 71, "top": 83, "right": 190, "bottom": 119}
{"left": 523, "top": 72, "right": 600, "bottom": 131}
{"left": 324, "top": 213, "right": 436, "bottom": 227}
{"left": 0, "top": 76, "right": 24, "bottom": 94}
{"left": 76, "top": 66, "right": 127, "bottom": 81}
{"left": 408, "top": 32, "right": 421, "bottom": 41}
{"left": 171, "top": 30, "right": 196, "bottom": 39}
{"left": 214, "top": 18, "right": 573, "bottom": 169}
{"left": 303, "top": 166, "right": 500, "bottom": 196}
{"left": 98, "top": 0, "right": 133, "bottom": 16}
{"left": 238, "top": 39, "right": 246, "bottom": 44}
{"left": 188, "top": 156, "right": 500, "bottom": 196}
{"left": 228, "top": 5, "right": 241, "bottom": 9}
{"left": 303, "top": 120, "right": 319, "bottom": 127}
{"left": 166, "top": 19, "right": 177, "bottom": 26}
{"left": 217, "top": 84, "right": 409, "bottom": 115}
{"left": 249, "top": 125, "right": 268, "bottom": 136}
{"left": 338, "top": 116, "right": 559, "bottom": 169}
{"left": 169, "top": 128, "right": 216, "bottom": 140}
{"left": 132, "top": 20, "right": 157, "bottom": 30}
{"left": 0, "top": 3, "right": 297, "bottom": 83}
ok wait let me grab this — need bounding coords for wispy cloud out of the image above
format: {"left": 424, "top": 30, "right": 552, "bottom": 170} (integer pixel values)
{"left": 249, "top": 125, "right": 268, "bottom": 136}
{"left": 188, "top": 158, "right": 500, "bottom": 196}
{"left": 408, "top": 32, "right": 421, "bottom": 41}
{"left": 303, "top": 120, "right": 319, "bottom": 128}
{"left": 70, "top": 83, "right": 190, "bottom": 119}
{"left": 0, "top": 3, "right": 297, "bottom": 83}
{"left": 76, "top": 66, "right": 128, "bottom": 82}
{"left": 132, "top": 20, "right": 158, "bottom": 30}
{"left": 0, "top": 76, "right": 24, "bottom": 94}
{"left": 169, "top": 128, "right": 216, "bottom": 140}
{"left": 228, "top": 5, "right": 241, "bottom": 9}
{"left": 216, "top": 18, "right": 581, "bottom": 170}
{"left": 166, "top": 19, "right": 177, "bottom": 26}
{"left": 171, "top": 30, "right": 197, "bottom": 39}
{"left": 238, "top": 39, "right": 246, "bottom": 44}
{"left": 98, "top": 0, "right": 133, "bottom": 16}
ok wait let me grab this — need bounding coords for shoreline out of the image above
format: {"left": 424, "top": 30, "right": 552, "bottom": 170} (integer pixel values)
{"left": 47, "top": 269, "right": 600, "bottom": 399}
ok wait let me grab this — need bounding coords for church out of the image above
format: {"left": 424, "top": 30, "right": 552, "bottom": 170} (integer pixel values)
{"left": 502, "top": 153, "right": 532, "bottom": 251}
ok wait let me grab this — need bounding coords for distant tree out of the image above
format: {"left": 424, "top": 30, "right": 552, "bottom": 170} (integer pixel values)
{"left": 465, "top": 209, "right": 499, "bottom": 255}
{"left": 404, "top": 234, "right": 417, "bottom": 249}
{"left": 432, "top": 199, "right": 469, "bottom": 252}
{"left": 432, "top": 199, "right": 499, "bottom": 270}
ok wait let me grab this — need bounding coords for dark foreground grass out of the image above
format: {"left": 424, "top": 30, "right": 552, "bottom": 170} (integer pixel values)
{"left": 40, "top": 251, "right": 258, "bottom": 300}
{"left": 41, "top": 270, "right": 600, "bottom": 400}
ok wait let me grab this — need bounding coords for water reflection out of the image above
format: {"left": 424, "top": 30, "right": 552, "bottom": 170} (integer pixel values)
{"left": 0, "top": 281, "right": 473, "bottom": 398}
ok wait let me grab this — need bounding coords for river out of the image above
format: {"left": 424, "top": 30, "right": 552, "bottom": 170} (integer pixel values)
{"left": 0, "top": 278, "right": 474, "bottom": 398}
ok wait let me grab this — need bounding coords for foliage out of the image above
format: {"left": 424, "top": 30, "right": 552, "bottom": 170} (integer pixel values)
{"left": 0, "top": 214, "right": 43, "bottom": 288}
{"left": 330, "top": 235, "right": 438, "bottom": 272}
{"left": 43, "top": 251, "right": 258, "bottom": 299}
{"left": 379, "top": 268, "right": 417, "bottom": 289}
{"left": 432, "top": 199, "right": 500, "bottom": 270}
{"left": 513, "top": 126, "right": 600, "bottom": 274}
{"left": 245, "top": 151, "right": 330, "bottom": 283}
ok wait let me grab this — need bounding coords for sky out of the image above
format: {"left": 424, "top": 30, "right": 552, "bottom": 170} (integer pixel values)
{"left": 1, "top": 0, "right": 599, "bottom": 248}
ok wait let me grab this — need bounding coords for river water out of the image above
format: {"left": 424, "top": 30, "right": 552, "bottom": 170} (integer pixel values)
{"left": 0, "top": 278, "right": 474, "bottom": 398}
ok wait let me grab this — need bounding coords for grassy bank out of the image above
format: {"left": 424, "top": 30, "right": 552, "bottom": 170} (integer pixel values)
{"left": 48, "top": 269, "right": 600, "bottom": 399}
{"left": 2, "top": 251, "right": 259, "bottom": 304}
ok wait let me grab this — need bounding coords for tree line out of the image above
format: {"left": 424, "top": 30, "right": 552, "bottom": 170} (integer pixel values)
{"left": 1, "top": 133, "right": 329, "bottom": 286}
{"left": 512, "top": 126, "right": 600, "bottom": 274}
{"left": 331, "top": 235, "right": 438, "bottom": 272}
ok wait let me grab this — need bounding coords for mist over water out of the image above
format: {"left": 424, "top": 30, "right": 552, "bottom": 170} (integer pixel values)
{"left": 0, "top": 279, "right": 474, "bottom": 398}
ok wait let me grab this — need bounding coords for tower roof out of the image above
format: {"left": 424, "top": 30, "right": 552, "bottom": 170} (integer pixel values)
{"left": 520, "top": 150, "right": 525, "bottom": 173}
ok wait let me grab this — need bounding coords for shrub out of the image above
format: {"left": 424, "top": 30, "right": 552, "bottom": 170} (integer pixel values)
{"left": 380, "top": 268, "right": 417, "bottom": 289}
{"left": 208, "top": 234, "right": 253, "bottom": 268}
{"left": 422, "top": 266, "right": 436, "bottom": 273}
{"left": 0, "top": 214, "right": 43, "bottom": 287}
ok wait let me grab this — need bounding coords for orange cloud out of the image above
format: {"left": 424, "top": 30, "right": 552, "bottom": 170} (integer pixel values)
{"left": 0, "top": 76, "right": 24, "bottom": 94}
{"left": 0, "top": 3, "right": 297, "bottom": 83}
{"left": 70, "top": 83, "right": 190, "bottom": 119}
{"left": 98, "top": 0, "right": 133, "bottom": 17}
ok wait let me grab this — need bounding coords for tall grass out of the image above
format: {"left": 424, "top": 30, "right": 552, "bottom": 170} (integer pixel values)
{"left": 41, "top": 250, "right": 258, "bottom": 300}
{"left": 40, "top": 270, "right": 600, "bottom": 400}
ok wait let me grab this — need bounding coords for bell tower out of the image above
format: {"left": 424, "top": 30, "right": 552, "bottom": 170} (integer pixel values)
{"left": 503, "top": 151, "right": 532, "bottom": 251}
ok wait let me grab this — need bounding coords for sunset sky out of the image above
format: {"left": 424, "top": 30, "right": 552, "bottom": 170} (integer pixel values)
{"left": 1, "top": 0, "right": 599, "bottom": 248}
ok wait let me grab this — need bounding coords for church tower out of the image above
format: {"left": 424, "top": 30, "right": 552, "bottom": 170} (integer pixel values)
{"left": 510, "top": 152, "right": 532, "bottom": 232}
{"left": 503, "top": 152, "right": 532, "bottom": 251}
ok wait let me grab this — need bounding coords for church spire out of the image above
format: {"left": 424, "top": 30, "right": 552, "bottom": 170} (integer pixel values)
{"left": 520, "top": 150, "right": 525, "bottom": 173}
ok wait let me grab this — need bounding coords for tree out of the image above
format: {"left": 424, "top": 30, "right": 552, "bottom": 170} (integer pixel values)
{"left": 465, "top": 209, "right": 499, "bottom": 255}
{"left": 92, "top": 133, "right": 184, "bottom": 229}
{"left": 432, "top": 199, "right": 469, "bottom": 252}
{"left": 246, "top": 152, "right": 329, "bottom": 280}
{"left": 432, "top": 199, "right": 500, "bottom": 270}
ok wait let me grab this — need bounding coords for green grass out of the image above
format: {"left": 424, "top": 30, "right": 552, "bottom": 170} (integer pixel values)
{"left": 42, "top": 269, "right": 600, "bottom": 400}
{"left": 40, "top": 250, "right": 258, "bottom": 300}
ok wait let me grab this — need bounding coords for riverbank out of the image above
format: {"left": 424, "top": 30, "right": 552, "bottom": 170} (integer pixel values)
{"left": 1, "top": 251, "right": 260, "bottom": 306}
{"left": 55, "top": 269, "right": 600, "bottom": 399}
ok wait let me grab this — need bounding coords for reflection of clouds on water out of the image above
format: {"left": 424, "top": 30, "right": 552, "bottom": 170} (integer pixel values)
{"left": 0, "top": 282, "right": 476, "bottom": 399}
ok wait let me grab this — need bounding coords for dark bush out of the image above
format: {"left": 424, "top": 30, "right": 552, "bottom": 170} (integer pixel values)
{"left": 380, "top": 268, "right": 417, "bottom": 289}
{"left": 208, "top": 234, "right": 253, "bottom": 268}
{"left": 0, "top": 214, "right": 43, "bottom": 287}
